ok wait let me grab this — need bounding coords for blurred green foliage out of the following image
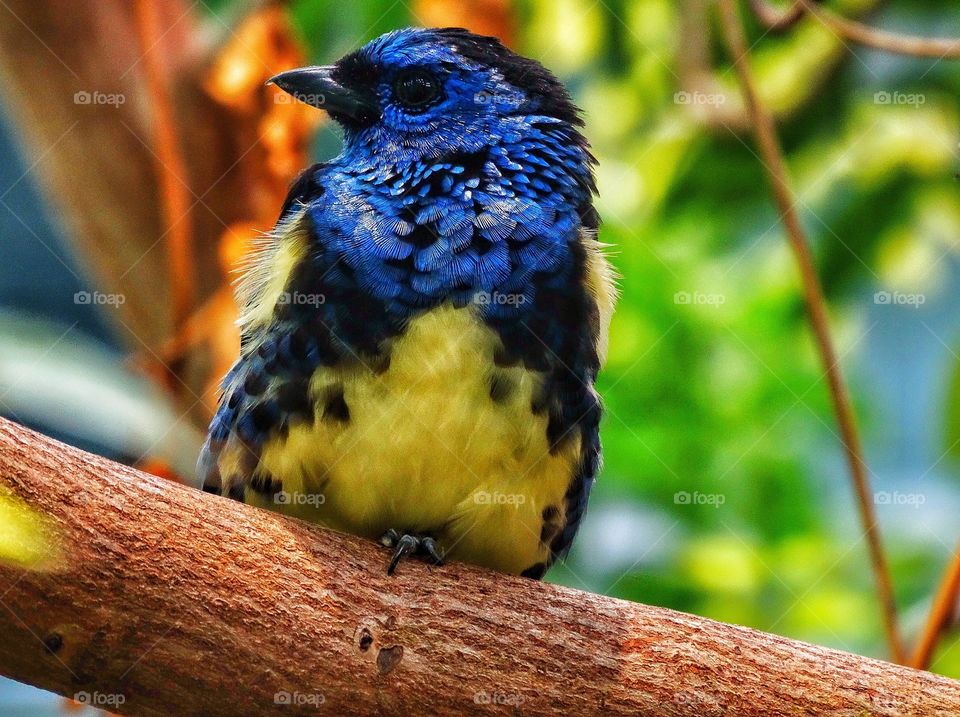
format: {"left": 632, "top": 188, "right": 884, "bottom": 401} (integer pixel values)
{"left": 205, "top": 0, "right": 960, "bottom": 671}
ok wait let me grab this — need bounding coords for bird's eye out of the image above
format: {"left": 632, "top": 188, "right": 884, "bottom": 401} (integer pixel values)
{"left": 393, "top": 70, "right": 442, "bottom": 111}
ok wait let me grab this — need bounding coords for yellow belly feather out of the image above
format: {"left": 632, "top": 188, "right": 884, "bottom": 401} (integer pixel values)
{"left": 249, "top": 305, "right": 580, "bottom": 575}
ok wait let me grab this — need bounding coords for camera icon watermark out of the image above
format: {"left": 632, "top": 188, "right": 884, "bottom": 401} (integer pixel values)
{"left": 473, "top": 291, "right": 527, "bottom": 307}
{"left": 874, "top": 491, "right": 925, "bottom": 508}
{"left": 277, "top": 291, "right": 326, "bottom": 307}
{"left": 73, "top": 90, "right": 126, "bottom": 107}
{"left": 275, "top": 92, "right": 327, "bottom": 106}
{"left": 274, "top": 490, "right": 325, "bottom": 507}
{"left": 873, "top": 90, "right": 925, "bottom": 107}
{"left": 74, "top": 290, "right": 126, "bottom": 307}
{"left": 274, "top": 690, "right": 325, "bottom": 706}
{"left": 474, "top": 690, "right": 525, "bottom": 706}
{"left": 673, "top": 690, "right": 720, "bottom": 712}
{"left": 674, "top": 291, "right": 725, "bottom": 307}
{"left": 74, "top": 691, "right": 126, "bottom": 708}
{"left": 674, "top": 491, "right": 726, "bottom": 508}
{"left": 873, "top": 290, "right": 925, "bottom": 308}
{"left": 674, "top": 90, "right": 727, "bottom": 107}
{"left": 474, "top": 90, "right": 524, "bottom": 106}
{"left": 474, "top": 490, "right": 526, "bottom": 506}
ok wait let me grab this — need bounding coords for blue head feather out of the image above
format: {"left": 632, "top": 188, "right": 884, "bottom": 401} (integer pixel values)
{"left": 284, "top": 28, "right": 597, "bottom": 320}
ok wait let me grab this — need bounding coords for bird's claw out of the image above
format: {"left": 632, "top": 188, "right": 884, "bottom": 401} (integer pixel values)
{"left": 379, "top": 529, "right": 445, "bottom": 575}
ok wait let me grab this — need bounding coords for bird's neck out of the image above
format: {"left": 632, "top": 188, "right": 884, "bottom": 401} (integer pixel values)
{"left": 306, "top": 120, "right": 596, "bottom": 316}
{"left": 338, "top": 117, "right": 595, "bottom": 206}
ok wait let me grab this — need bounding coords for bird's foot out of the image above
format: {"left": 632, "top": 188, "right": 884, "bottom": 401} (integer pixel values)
{"left": 379, "top": 529, "right": 445, "bottom": 575}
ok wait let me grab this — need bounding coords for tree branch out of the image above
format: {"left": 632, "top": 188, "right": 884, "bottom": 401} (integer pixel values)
{"left": 747, "top": 0, "right": 806, "bottom": 32}
{"left": 800, "top": 0, "right": 960, "bottom": 58}
{"left": 716, "top": 0, "right": 906, "bottom": 663}
{"left": 912, "top": 544, "right": 960, "bottom": 670}
{"left": 750, "top": 0, "right": 960, "bottom": 58}
{"left": 0, "top": 417, "right": 958, "bottom": 716}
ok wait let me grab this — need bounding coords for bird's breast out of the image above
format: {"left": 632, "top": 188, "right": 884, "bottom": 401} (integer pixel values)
{"left": 251, "top": 303, "right": 580, "bottom": 574}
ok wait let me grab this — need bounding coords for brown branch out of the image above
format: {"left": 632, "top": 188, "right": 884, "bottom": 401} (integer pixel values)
{"left": 0, "top": 417, "right": 958, "bottom": 716}
{"left": 751, "top": 0, "right": 960, "bottom": 58}
{"left": 716, "top": 0, "right": 906, "bottom": 664}
{"left": 801, "top": 0, "right": 960, "bottom": 58}
{"left": 676, "top": 0, "right": 752, "bottom": 130}
{"left": 748, "top": 0, "right": 806, "bottom": 32}
{"left": 133, "top": 0, "right": 197, "bottom": 332}
{"left": 912, "top": 544, "right": 960, "bottom": 670}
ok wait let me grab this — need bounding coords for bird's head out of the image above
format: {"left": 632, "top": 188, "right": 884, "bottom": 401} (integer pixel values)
{"left": 268, "top": 27, "right": 589, "bottom": 167}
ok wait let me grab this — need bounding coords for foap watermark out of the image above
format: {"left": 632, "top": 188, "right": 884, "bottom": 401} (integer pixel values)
{"left": 674, "top": 691, "right": 721, "bottom": 715}
{"left": 874, "top": 491, "right": 925, "bottom": 508}
{"left": 274, "top": 690, "right": 325, "bottom": 707}
{"left": 74, "top": 691, "right": 126, "bottom": 708}
{"left": 473, "top": 290, "right": 527, "bottom": 307}
{"left": 874, "top": 90, "right": 926, "bottom": 107}
{"left": 474, "top": 90, "right": 524, "bottom": 107}
{"left": 674, "top": 90, "right": 727, "bottom": 107}
{"left": 473, "top": 690, "right": 525, "bottom": 707}
{"left": 674, "top": 291, "right": 725, "bottom": 307}
{"left": 274, "top": 490, "right": 326, "bottom": 507}
{"left": 72, "top": 490, "right": 128, "bottom": 509}
{"left": 674, "top": 491, "right": 726, "bottom": 508}
{"left": 73, "top": 90, "right": 126, "bottom": 107}
{"left": 74, "top": 290, "right": 126, "bottom": 307}
{"left": 275, "top": 92, "right": 326, "bottom": 106}
{"left": 278, "top": 291, "right": 326, "bottom": 307}
{"left": 874, "top": 291, "right": 925, "bottom": 308}
{"left": 474, "top": 490, "right": 526, "bottom": 506}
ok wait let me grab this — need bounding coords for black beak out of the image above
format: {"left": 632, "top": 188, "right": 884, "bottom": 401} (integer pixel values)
{"left": 267, "top": 66, "right": 379, "bottom": 123}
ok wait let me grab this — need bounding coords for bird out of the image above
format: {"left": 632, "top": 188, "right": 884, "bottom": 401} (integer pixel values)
{"left": 197, "top": 27, "right": 616, "bottom": 579}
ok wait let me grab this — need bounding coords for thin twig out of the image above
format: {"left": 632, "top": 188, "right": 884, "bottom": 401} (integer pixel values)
{"left": 676, "top": 0, "right": 751, "bottom": 130}
{"left": 801, "top": 0, "right": 960, "bottom": 58}
{"left": 134, "top": 0, "right": 197, "bottom": 331}
{"left": 752, "top": 0, "right": 960, "bottom": 58}
{"left": 716, "top": 0, "right": 906, "bottom": 664}
{"left": 748, "top": 0, "right": 806, "bottom": 32}
{"left": 911, "top": 545, "right": 960, "bottom": 669}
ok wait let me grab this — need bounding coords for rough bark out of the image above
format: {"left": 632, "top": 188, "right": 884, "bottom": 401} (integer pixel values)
{"left": 0, "top": 418, "right": 957, "bottom": 716}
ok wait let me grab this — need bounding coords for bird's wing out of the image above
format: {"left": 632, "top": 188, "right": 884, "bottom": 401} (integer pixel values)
{"left": 198, "top": 166, "right": 342, "bottom": 500}
{"left": 196, "top": 306, "right": 323, "bottom": 500}
{"left": 549, "top": 229, "right": 616, "bottom": 560}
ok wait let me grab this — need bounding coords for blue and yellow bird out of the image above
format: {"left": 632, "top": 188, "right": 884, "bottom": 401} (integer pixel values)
{"left": 198, "top": 27, "right": 616, "bottom": 578}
